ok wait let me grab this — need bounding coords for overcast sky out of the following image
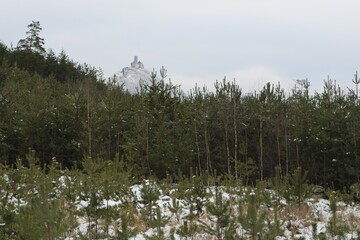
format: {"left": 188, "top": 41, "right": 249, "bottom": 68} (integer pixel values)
{"left": 2, "top": 0, "right": 360, "bottom": 94}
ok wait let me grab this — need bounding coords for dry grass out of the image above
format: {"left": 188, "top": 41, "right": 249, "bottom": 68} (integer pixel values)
{"left": 342, "top": 211, "right": 360, "bottom": 232}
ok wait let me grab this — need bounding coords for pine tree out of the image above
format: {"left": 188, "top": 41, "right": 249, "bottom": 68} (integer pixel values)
{"left": 17, "top": 20, "right": 46, "bottom": 55}
{"left": 199, "top": 182, "right": 237, "bottom": 240}
{"left": 140, "top": 179, "right": 161, "bottom": 227}
{"left": 238, "top": 190, "right": 266, "bottom": 240}
{"left": 115, "top": 210, "right": 138, "bottom": 239}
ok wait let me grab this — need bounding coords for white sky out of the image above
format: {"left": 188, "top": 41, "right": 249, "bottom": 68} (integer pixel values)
{"left": 1, "top": 0, "right": 360, "bottom": 94}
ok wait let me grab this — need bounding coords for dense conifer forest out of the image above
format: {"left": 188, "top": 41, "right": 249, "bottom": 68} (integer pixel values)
{"left": 1, "top": 22, "right": 360, "bottom": 191}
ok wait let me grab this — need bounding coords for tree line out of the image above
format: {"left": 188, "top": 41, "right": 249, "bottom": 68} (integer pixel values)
{"left": 1, "top": 21, "right": 360, "bottom": 191}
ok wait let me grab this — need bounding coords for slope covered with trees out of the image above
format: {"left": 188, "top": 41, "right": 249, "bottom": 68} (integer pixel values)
{"left": 1, "top": 22, "right": 360, "bottom": 192}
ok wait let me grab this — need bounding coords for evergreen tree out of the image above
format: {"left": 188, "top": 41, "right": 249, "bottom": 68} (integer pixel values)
{"left": 17, "top": 20, "right": 45, "bottom": 55}
{"left": 199, "top": 182, "right": 237, "bottom": 240}
{"left": 238, "top": 190, "right": 266, "bottom": 240}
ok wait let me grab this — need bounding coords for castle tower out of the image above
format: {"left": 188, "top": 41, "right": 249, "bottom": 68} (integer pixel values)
{"left": 131, "top": 56, "right": 138, "bottom": 68}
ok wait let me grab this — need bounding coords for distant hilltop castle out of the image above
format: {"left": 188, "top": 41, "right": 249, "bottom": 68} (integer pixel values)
{"left": 122, "top": 56, "right": 144, "bottom": 77}
{"left": 130, "top": 56, "right": 144, "bottom": 69}
{"left": 117, "top": 56, "right": 151, "bottom": 93}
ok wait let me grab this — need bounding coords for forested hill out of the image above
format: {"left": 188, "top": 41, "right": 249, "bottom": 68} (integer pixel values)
{"left": 0, "top": 21, "right": 100, "bottom": 84}
{"left": 1, "top": 22, "right": 360, "bottom": 191}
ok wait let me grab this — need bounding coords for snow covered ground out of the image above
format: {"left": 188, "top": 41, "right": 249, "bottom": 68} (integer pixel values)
{"left": 1, "top": 170, "right": 359, "bottom": 239}
{"left": 65, "top": 180, "right": 360, "bottom": 240}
